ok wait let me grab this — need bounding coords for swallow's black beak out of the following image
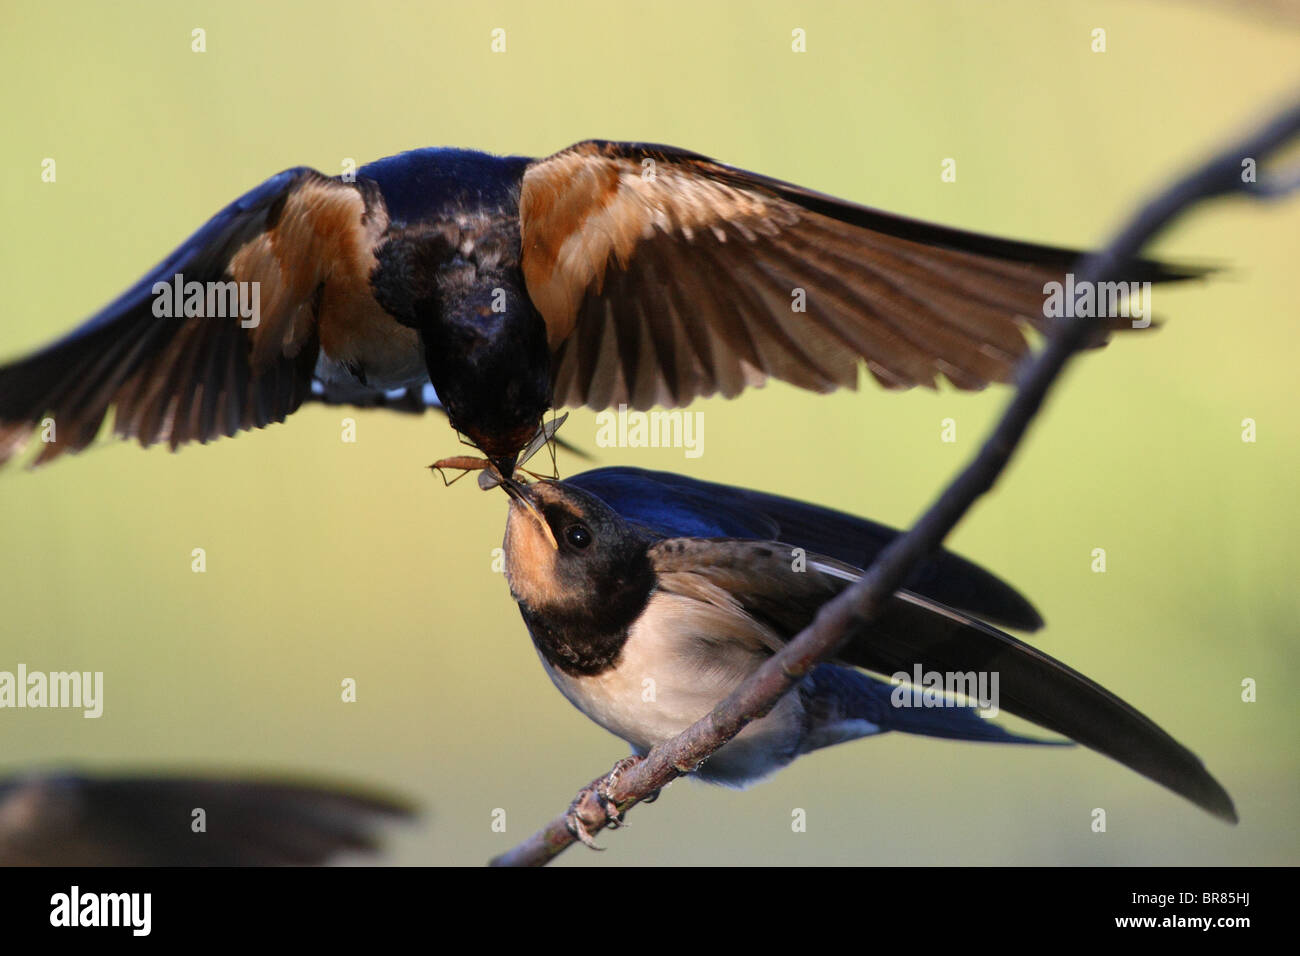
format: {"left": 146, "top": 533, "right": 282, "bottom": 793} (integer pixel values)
{"left": 500, "top": 476, "right": 557, "bottom": 550}
{"left": 490, "top": 454, "right": 519, "bottom": 481}
{"left": 500, "top": 475, "right": 528, "bottom": 502}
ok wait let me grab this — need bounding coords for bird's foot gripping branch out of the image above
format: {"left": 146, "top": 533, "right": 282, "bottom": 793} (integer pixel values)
{"left": 564, "top": 755, "right": 648, "bottom": 849}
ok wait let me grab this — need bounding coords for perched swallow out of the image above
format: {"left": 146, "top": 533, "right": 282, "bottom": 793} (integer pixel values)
{"left": 0, "top": 770, "right": 414, "bottom": 866}
{"left": 500, "top": 477, "right": 1236, "bottom": 822}
{"left": 0, "top": 141, "right": 1203, "bottom": 474}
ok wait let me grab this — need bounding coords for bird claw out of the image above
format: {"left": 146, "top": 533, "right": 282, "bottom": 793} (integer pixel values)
{"left": 602, "top": 755, "right": 644, "bottom": 826}
{"left": 564, "top": 755, "right": 645, "bottom": 850}
{"left": 565, "top": 802, "right": 604, "bottom": 850}
{"left": 564, "top": 786, "right": 611, "bottom": 850}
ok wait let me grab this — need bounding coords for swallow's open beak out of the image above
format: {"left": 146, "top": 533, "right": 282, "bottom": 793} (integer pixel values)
{"left": 500, "top": 475, "right": 527, "bottom": 502}
{"left": 500, "top": 476, "right": 557, "bottom": 549}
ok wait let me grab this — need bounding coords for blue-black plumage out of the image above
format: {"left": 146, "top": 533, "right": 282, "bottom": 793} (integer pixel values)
{"left": 499, "top": 475, "right": 1236, "bottom": 825}
{"left": 566, "top": 465, "right": 1043, "bottom": 630}
{"left": 0, "top": 140, "right": 1206, "bottom": 471}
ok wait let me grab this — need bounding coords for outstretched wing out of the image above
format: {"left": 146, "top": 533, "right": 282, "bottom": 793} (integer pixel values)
{"left": 650, "top": 538, "right": 1236, "bottom": 822}
{"left": 567, "top": 465, "right": 1042, "bottom": 630}
{"left": 0, "top": 771, "right": 415, "bottom": 866}
{"left": 0, "top": 168, "right": 392, "bottom": 466}
{"left": 520, "top": 140, "right": 1205, "bottom": 411}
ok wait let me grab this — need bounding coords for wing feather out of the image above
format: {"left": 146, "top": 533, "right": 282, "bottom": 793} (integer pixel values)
{"left": 0, "top": 771, "right": 414, "bottom": 866}
{"left": 521, "top": 140, "right": 1207, "bottom": 411}
{"left": 0, "top": 169, "right": 388, "bottom": 466}
{"left": 648, "top": 537, "right": 1236, "bottom": 821}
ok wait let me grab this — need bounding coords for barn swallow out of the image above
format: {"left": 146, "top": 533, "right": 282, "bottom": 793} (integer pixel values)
{"left": 499, "top": 477, "right": 1236, "bottom": 825}
{"left": 0, "top": 141, "right": 1204, "bottom": 476}
{"left": 0, "top": 769, "right": 413, "bottom": 866}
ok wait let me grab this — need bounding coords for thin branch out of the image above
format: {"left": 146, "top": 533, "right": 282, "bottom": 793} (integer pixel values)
{"left": 490, "top": 93, "right": 1300, "bottom": 868}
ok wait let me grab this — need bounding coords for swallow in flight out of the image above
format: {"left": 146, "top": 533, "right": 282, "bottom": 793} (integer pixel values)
{"left": 499, "top": 475, "right": 1236, "bottom": 831}
{"left": 0, "top": 768, "right": 413, "bottom": 866}
{"left": 0, "top": 141, "right": 1202, "bottom": 476}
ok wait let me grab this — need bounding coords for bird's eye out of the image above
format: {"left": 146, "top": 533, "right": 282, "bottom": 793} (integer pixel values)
{"left": 564, "top": 524, "right": 592, "bottom": 549}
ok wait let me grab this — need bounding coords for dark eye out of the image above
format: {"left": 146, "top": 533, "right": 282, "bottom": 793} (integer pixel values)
{"left": 564, "top": 524, "right": 592, "bottom": 549}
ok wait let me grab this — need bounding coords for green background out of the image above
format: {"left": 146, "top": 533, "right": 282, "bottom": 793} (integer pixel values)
{"left": 0, "top": 0, "right": 1296, "bottom": 865}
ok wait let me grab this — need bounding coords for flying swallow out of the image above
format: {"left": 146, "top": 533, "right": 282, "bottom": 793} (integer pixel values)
{"left": 0, "top": 769, "right": 414, "bottom": 866}
{"left": 0, "top": 141, "right": 1203, "bottom": 475}
{"left": 499, "top": 477, "right": 1236, "bottom": 824}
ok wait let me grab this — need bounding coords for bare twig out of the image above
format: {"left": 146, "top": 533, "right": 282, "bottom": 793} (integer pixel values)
{"left": 490, "top": 95, "right": 1300, "bottom": 868}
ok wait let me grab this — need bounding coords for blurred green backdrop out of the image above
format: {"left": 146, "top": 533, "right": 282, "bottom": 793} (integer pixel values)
{"left": 0, "top": 0, "right": 1296, "bottom": 865}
